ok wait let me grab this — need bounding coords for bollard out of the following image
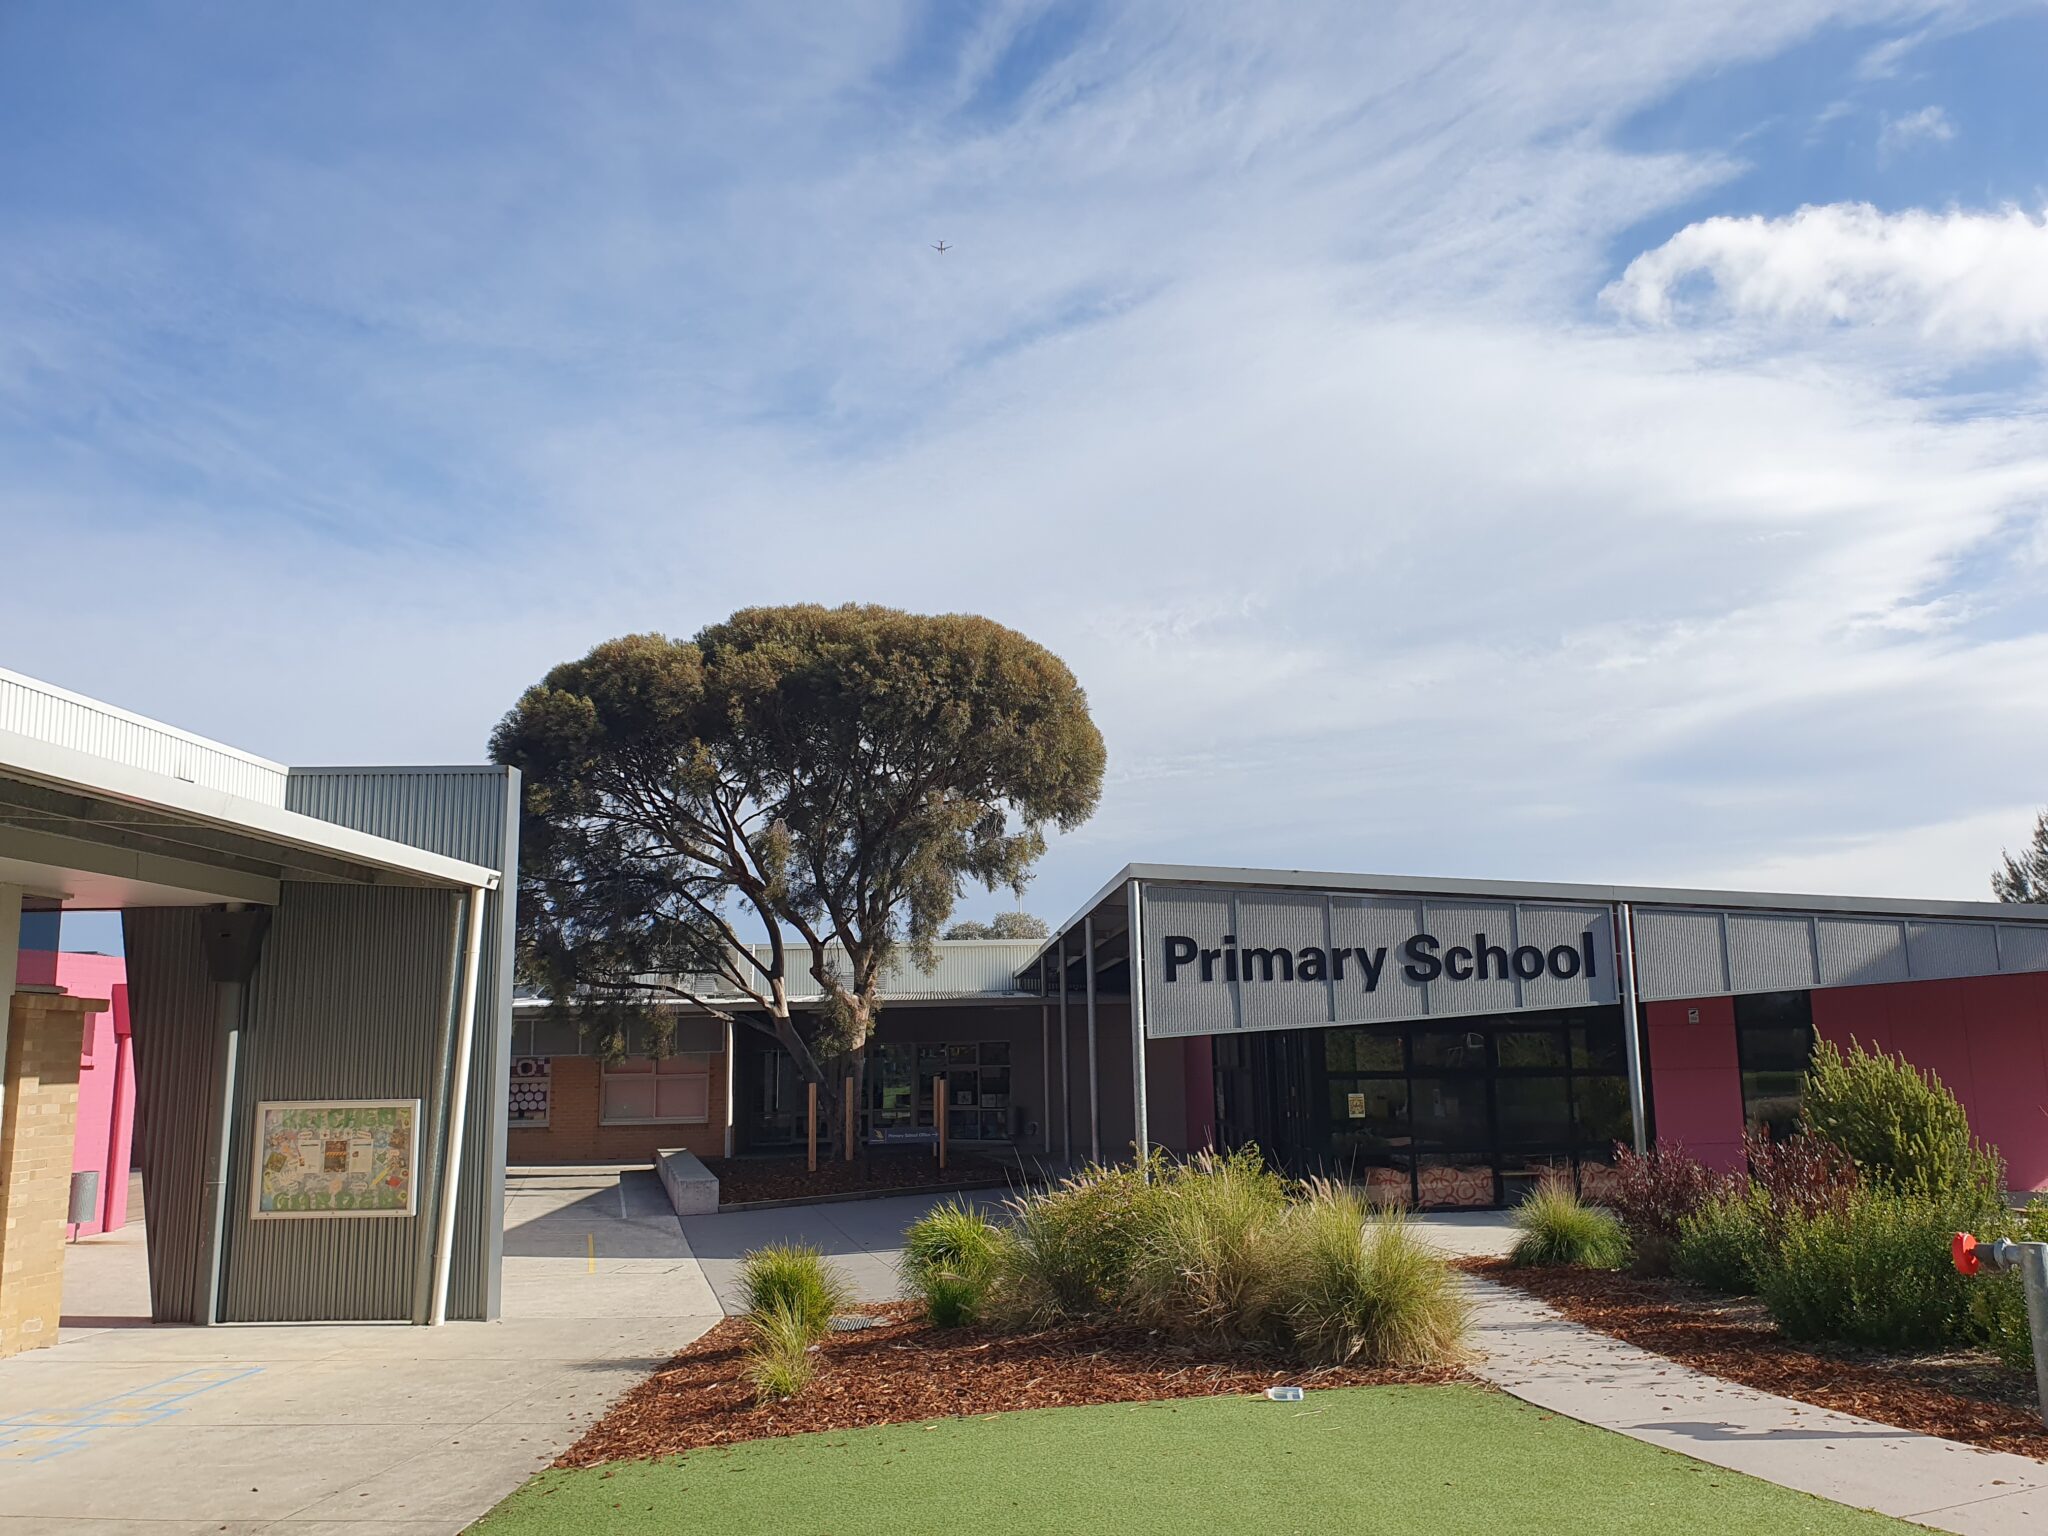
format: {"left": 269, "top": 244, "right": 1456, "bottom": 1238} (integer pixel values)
{"left": 1954, "top": 1231, "right": 2048, "bottom": 1429}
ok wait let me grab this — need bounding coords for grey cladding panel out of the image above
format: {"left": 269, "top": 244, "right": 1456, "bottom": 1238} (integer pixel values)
{"left": 1236, "top": 891, "right": 1335, "bottom": 1032}
{"left": 1419, "top": 901, "right": 1521, "bottom": 1017}
{"left": 1328, "top": 897, "right": 1431, "bottom": 1022}
{"left": 1818, "top": 918, "right": 1910, "bottom": 987}
{"left": 1142, "top": 887, "right": 1240, "bottom": 1038}
{"left": 1634, "top": 909, "right": 1728, "bottom": 1001}
{"left": 1727, "top": 914, "right": 1818, "bottom": 994}
{"left": 1517, "top": 904, "right": 1618, "bottom": 1010}
{"left": 1141, "top": 885, "right": 1615, "bottom": 1038}
{"left": 1906, "top": 921, "right": 1998, "bottom": 981}
{"left": 1998, "top": 925, "right": 2048, "bottom": 973}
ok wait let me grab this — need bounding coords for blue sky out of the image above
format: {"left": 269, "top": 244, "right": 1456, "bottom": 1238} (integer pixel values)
{"left": 6, "top": 1, "right": 2048, "bottom": 945}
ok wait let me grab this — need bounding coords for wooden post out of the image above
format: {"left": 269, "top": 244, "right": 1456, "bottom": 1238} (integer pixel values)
{"left": 843, "top": 1075, "right": 855, "bottom": 1162}
{"left": 936, "top": 1074, "right": 949, "bottom": 1172}
{"left": 807, "top": 1079, "right": 818, "bottom": 1173}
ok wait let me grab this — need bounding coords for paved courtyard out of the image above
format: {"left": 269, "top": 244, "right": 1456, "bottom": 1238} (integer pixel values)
{"left": 0, "top": 1169, "right": 720, "bottom": 1536}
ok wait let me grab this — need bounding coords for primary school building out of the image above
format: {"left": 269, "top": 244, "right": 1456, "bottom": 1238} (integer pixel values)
{"left": 511, "top": 866, "right": 2048, "bottom": 1207}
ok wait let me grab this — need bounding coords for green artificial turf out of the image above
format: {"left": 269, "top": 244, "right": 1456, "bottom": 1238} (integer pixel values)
{"left": 473, "top": 1384, "right": 1917, "bottom": 1535}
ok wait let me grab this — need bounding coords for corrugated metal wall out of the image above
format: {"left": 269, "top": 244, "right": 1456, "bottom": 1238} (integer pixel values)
{"left": 1634, "top": 906, "right": 2048, "bottom": 1002}
{"left": 0, "top": 667, "right": 289, "bottom": 804}
{"left": 284, "top": 766, "right": 518, "bottom": 1320}
{"left": 122, "top": 907, "right": 218, "bottom": 1323}
{"left": 219, "top": 882, "right": 461, "bottom": 1322}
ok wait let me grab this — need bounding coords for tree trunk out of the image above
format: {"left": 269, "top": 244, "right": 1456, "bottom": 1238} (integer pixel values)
{"left": 849, "top": 1048, "right": 869, "bottom": 1166}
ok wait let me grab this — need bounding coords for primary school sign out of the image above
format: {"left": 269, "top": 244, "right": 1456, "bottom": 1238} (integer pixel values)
{"left": 1140, "top": 884, "right": 1620, "bottom": 1039}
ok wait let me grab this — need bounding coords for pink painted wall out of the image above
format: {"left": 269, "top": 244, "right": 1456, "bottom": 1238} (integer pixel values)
{"left": 1645, "top": 995, "right": 1745, "bottom": 1172}
{"left": 14, "top": 950, "right": 134, "bottom": 1235}
{"left": 1811, "top": 973, "right": 2048, "bottom": 1194}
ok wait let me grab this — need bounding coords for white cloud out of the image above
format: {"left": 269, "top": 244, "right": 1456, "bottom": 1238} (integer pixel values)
{"left": 1878, "top": 103, "right": 1956, "bottom": 155}
{"left": 1604, "top": 202, "right": 2048, "bottom": 351}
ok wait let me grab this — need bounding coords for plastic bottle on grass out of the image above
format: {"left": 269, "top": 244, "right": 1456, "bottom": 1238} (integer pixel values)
{"left": 1265, "top": 1386, "right": 1304, "bottom": 1402}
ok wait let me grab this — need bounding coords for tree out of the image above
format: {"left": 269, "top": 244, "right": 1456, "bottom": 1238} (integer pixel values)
{"left": 700, "top": 605, "right": 1104, "bottom": 1137}
{"left": 488, "top": 633, "right": 825, "bottom": 1079}
{"left": 1992, "top": 810, "right": 2048, "bottom": 904}
{"left": 943, "top": 912, "right": 1050, "bottom": 940}
{"left": 492, "top": 605, "right": 1105, "bottom": 1152}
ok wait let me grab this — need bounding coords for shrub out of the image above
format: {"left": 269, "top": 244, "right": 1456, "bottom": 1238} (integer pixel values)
{"left": 1125, "top": 1148, "right": 1291, "bottom": 1343}
{"left": 901, "top": 1200, "right": 1010, "bottom": 1327}
{"left": 1282, "top": 1185, "right": 1469, "bottom": 1366}
{"left": 1758, "top": 1185, "right": 1982, "bottom": 1349}
{"left": 1675, "top": 1189, "right": 1771, "bottom": 1293}
{"left": 1743, "top": 1127, "right": 1859, "bottom": 1237}
{"left": 744, "top": 1297, "right": 816, "bottom": 1404}
{"left": 1606, "top": 1144, "right": 1733, "bottom": 1274}
{"left": 994, "top": 1158, "right": 1163, "bottom": 1325}
{"left": 737, "top": 1244, "right": 851, "bottom": 1342}
{"left": 1802, "top": 1038, "right": 2005, "bottom": 1203}
{"left": 1508, "top": 1175, "right": 1629, "bottom": 1269}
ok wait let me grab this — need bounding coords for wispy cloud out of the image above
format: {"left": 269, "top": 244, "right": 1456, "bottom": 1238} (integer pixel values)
{"left": 3, "top": 1, "right": 2046, "bottom": 918}
{"left": 1878, "top": 102, "right": 1957, "bottom": 155}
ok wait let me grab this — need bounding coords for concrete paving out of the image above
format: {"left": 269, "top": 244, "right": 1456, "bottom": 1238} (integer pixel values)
{"left": 0, "top": 1167, "right": 720, "bottom": 1536}
{"left": 1466, "top": 1275, "right": 2047, "bottom": 1534}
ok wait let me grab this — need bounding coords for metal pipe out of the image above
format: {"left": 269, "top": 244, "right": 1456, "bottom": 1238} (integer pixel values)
{"left": 1616, "top": 901, "right": 1650, "bottom": 1155}
{"left": 722, "top": 1017, "right": 737, "bottom": 1159}
{"left": 201, "top": 901, "right": 248, "bottom": 1327}
{"left": 1084, "top": 914, "right": 1100, "bottom": 1166}
{"left": 1127, "top": 880, "right": 1150, "bottom": 1173}
{"left": 431, "top": 887, "right": 489, "bottom": 1326}
{"left": 1040, "top": 992, "right": 1051, "bottom": 1157}
{"left": 1058, "top": 934, "right": 1071, "bottom": 1163}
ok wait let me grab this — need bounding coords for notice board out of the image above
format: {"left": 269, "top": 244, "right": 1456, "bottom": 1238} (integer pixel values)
{"left": 250, "top": 1099, "right": 420, "bottom": 1219}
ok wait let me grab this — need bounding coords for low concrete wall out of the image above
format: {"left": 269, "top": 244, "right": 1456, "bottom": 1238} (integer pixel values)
{"left": 656, "top": 1147, "right": 719, "bottom": 1216}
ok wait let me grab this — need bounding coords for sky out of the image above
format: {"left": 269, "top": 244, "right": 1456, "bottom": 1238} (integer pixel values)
{"left": 6, "top": 1, "right": 2048, "bottom": 944}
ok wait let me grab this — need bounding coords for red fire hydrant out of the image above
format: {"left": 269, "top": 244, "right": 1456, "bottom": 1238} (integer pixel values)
{"left": 1954, "top": 1230, "right": 2048, "bottom": 1428}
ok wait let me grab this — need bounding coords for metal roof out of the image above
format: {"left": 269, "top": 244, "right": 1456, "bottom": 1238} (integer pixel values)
{"left": 0, "top": 725, "right": 501, "bottom": 895}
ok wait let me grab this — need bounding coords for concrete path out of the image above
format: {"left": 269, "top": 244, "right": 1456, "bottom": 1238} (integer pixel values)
{"left": 0, "top": 1167, "right": 720, "bottom": 1536}
{"left": 1465, "top": 1276, "right": 2046, "bottom": 1534}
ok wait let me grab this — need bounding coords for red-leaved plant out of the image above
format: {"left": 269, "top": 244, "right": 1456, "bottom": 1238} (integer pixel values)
{"left": 1741, "top": 1125, "right": 1858, "bottom": 1241}
{"left": 1606, "top": 1143, "right": 1735, "bottom": 1274}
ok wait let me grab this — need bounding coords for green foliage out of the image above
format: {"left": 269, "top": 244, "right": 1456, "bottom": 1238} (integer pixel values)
{"left": 1605, "top": 1144, "right": 1733, "bottom": 1275}
{"left": 737, "top": 1244, "right": 851, "bottom": 1343}
{"left": 1124, "top": 1149, "right": 1292, "bottom": 1343}
{"left": 901, "top": 1200, "right": 1010, "bottom": 1327}
{"left": 744, "top": 1298, "right": 817, "bottom": 1404}
{"left": 942, "top": 912, "right": 1050, "bottom": 940}
{"left": 1801, "top": 1038, "right": 2005, "bottom": 1202}
{"left": 1282, "top": 1185, "right": 1470, "bottom": 1366}
{"left": 1508, "top": 1176, "right": 1629, "bottom": 1269}
{"left": 993, "top": 1159, "right": 1164, "bottom": 1325}
{"left": 1674, "top": 1188, "right": 1772, "bottom": 1294}
{"left": 1992, "top": 808, "right": 2048, "bottom": 903}
{"left": 491, "top": 607, "right": 1107, "bottom": 1060}
{"left": 1756, "top": 1185, "right": 1983, "bottom": 1349}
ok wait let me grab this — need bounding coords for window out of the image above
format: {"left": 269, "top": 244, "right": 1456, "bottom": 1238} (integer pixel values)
{"left": 1735, "top": 991, "right": 1814, "bottom": 1139}
{"left": 601, "top": 1053, "right": 712, "bottom": 1124}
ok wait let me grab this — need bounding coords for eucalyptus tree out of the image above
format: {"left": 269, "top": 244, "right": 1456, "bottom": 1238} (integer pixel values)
{"left": 493, "top": 606, "right": 1105, "bottom": 1148}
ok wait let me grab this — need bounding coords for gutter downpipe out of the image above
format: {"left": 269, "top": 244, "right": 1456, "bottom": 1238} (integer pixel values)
{"left": 1616, "top": 900, "right": 1650, "bottom": 1155}
{"left": 431, "top": 887, "right": 488, "bottom": 1326}
{"left": 1127, "top": 879, "right": 1149, "bottom": 1175}
{"left": 1040, "top": 954, "right": 1052, "bottom": 1157}
{"left": 1058, "top": 934, "right": 1071, "bottom": 1164}
{"left": 1083, "top": 915, "right": 1101, "bottom": 1166}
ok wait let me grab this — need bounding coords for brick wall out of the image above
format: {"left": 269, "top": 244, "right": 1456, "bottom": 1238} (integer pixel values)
{"left": 506, "top": 1052, "right": 728, "bottom": 1165}
{"left": 0, "top": 991, "right": 103, "bottom": 1357}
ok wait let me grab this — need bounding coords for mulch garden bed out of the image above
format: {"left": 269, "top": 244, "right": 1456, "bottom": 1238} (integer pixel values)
{"left": 703, "top": 1149, "right": 1019, "bottom": 1205}
{"left": 558, "top": 1302, "right": 1467, "bottom": 1465}
{"left": 1464, "top": 1257, "right": 2048, "bottom": 1461}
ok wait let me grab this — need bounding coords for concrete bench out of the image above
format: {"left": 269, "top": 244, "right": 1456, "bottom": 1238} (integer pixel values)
{"left": 655, "top": 1148, "right": 720, "bottom": 1216}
